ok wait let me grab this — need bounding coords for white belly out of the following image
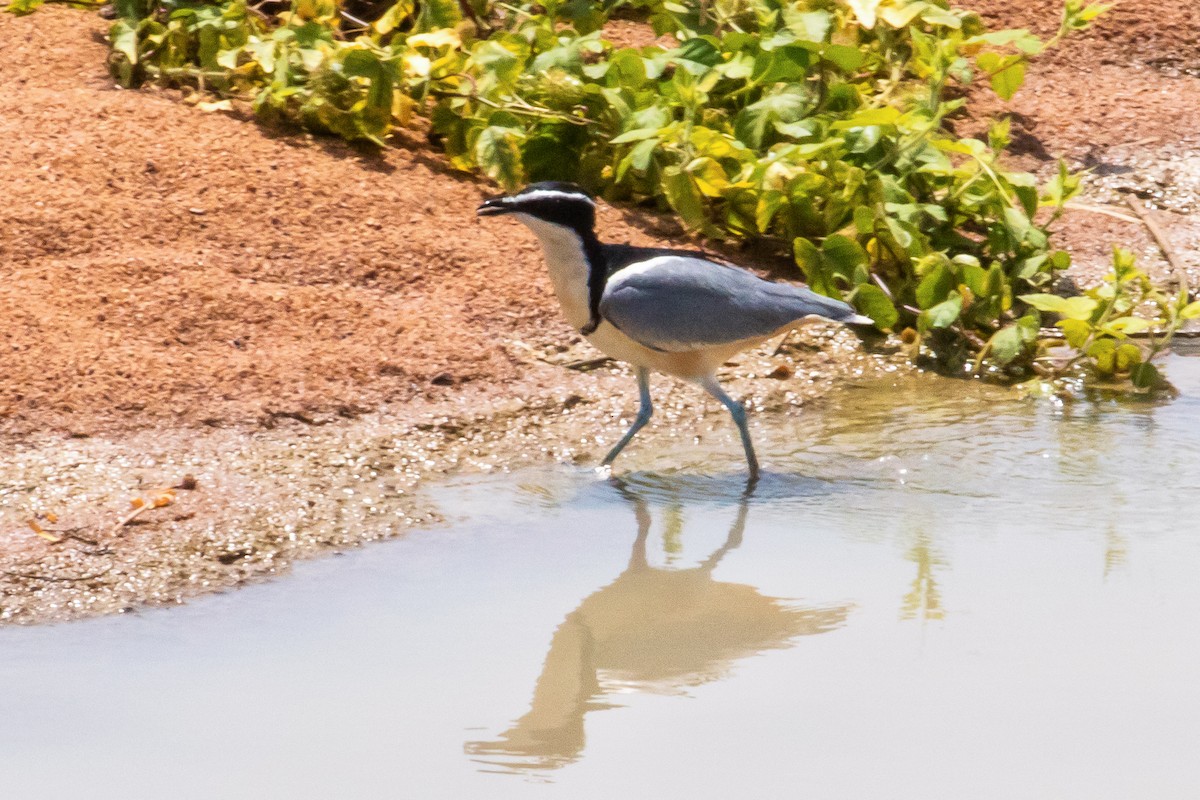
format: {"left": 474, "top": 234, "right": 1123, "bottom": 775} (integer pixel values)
{"left": 584, "top": 321, "right": 760, "bottom": 381}
{"left": 518, "top": 216, "right": 764, "bottom": 380}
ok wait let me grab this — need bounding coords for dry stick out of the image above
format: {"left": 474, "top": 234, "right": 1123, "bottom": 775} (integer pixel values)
{"left": 339, "top": 9, "right": 370, "bottom": 29}
{"left": 564, "top": 356, "right": 615, "bottom": 371}
{"left": 1125, "top": 194, "right": 1191, "bottom": 296}
{"left": 1062, "top": 202, "right": 1141, "bottom": 225}
{"left": 770, "top": 330, "right": 795, "bottom": 357}
{"left": 110, "top": 504, "right": 152, "bottom": 536}
{"left": 41, "top": 528, "right": 102, "bottom": 548}
{"left": 3, "top": 566, "right": 113, "bottom": 583}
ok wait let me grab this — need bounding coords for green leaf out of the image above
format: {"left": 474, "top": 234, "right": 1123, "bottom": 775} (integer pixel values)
{"left": 988, "top": 324, "right": 1026, "bottom": 365}
{"left": 1003, "top": 205, "right": 1032, "bottom": 242}
{"left": 1042, "top": 160, "right": 1082, "bottom": 207}
{"left": 1116, "top": 343, "right": 1143, "bottom": 371}
{"left": 793, "top": 237, "right": 834, "bottom": 296}
{"left": 110, "top": 20, "right": 140, "bottom": 66}
{"left": 734, "top": 88, "right": 810, "bottom": 149}
{"left": 1075, "top": 2, "right": 1114, "bottom": 24}
{"left": 915, "top": 263, "right": 954, "bottom": 309}
{"left": 661, "top": 167, "right": 713, "bottom": 235}
{"left": 852, "top": 284, "right": 898, "bottom": 330}
{"left": 977, "top": 52, "right": 1026, "bottom": 101}
{"left": 1057, "top": 319, "right": 1090, "bottom": 349}
{"left": 818, "top": 44, "right": 866, "bottom": 72}
{"left": 830, "top": 106, "right": 900, "bottom": 130}
{"left": 921, "top": 294, "right": 963, "bottom": 331}
{"left": 821, "top": 235, "right": 868, "bottom": 283}
{"left": 342, "top": 49, "right": 394, "bottom": 116}
{"left": 919, "top": 5, "right": 962, "bottom": 28}
{"left": 1060, "top": 296, "right": 1099, "bottom": 321}
{"left": 372, "top": 0, "right": 415, "bottom": 35}
{"left": 961, "top": 263, "right": 987, "bottom": 297}
{"left": 470, "top": 39, "right": 525, "bottom": 88}
{"left": 1130, "top": 362, "right": 1162, "bottom": 390}
{"left": 115, "top": 0, "right": 152, "bottom": 21}
{"left": 1181, "top": 301, "right": 1200, "bottom": 320}
{"left": 792, "top": 237, "right": 822, "bottom": 271}
{"left": 610, "top": 128, "right": 660, "bottom": 144}
{"left": 674, "top": 37, "right": 723, "bottom": 68}
{"left": 717, "top": 52, "right": 755, "bottom": 80}
{"left": 1020, "top": 293, "right": 1067, "bottom": 313}
{"left": 752, "top": 46, "right": 810, "bottom": 82}
{"left": 1103, "top": 317, "right": 1153, "bottom": 336}
{"left": 414, "top": 0, "right": 460, "bottom": 31}
{"left": 686, "top": 156, "right": 727, "bottom": 197}
{"left": 1088, "top": 338, "right": 1117, "bottom": 373}
{"left": 1021, "top": 293, "right": 1096, "bottom": 321}
{"left": 6, "top": 0, "right": 45, "bottom": 15}
{"left": 605, "top": 49, "right": 648, "bottom": 88}
{"left": 524, "top": 130, "right": 581, "bottom": 183}
{"left": 878, "top": 2, "right": 928, "bottom": 29}
{"left": 757, "top": 191, "right": 786, "bottom": 234}
{"left": 474, "top": 126, "right": 525, "bottom": 191}
{"left": 773, "top": 119, "right": 816, "bottom": 139}
{"left": 623, "top": 138, "right": 659, "bottom": 177}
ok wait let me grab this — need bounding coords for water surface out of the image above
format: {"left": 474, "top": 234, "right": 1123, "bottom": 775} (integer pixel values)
{"left": 2, "top": 360, "right": 1199, "bottom": 799}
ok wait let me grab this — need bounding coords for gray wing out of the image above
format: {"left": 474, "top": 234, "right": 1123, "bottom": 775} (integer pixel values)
{"left": 599, "top": 256, "right": 864, "bottom": 352}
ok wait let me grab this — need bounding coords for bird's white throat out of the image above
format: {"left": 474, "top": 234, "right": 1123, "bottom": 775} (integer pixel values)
{"left": 513, "top": 214, "right": 592, "bottom": 330}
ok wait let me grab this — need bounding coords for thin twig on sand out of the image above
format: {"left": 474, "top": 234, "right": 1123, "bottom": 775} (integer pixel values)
{"left": 3, "top": 565, "right": 113, "bottom": 583}
{"left": 1125, "top": 195, "right": 1191, "bottom": 296}
{"left": 1063, "top": 202, "right": 1142, "bottom": 225}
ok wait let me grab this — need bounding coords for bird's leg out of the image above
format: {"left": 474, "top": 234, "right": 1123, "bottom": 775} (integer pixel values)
{"left": 601, "top": 368, "right": 652, "bottom": 468}
{"left": 699, "top": 375, "right": 760, "bottom": 481}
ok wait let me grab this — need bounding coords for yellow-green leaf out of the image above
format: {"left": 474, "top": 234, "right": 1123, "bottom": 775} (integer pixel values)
{"left": 1103, "top": 317, "right": 1153, "bottom": 336}
{"left": 1057, "top": 318, "right": 1090, "bottom": 349}
{"left": 977, "top": 52, "right": 1026, "bottom": 101}
{"left": 1020, "top": 293, "right": 1067, "bottom": 313}
{"left": 1115, "top": 343, "right": 1143, "bottom": 371}
{"left": 686, "top": 157, "right": 728, "bottom": 198}
{"left": 407, "top": 28, "right": 461, "bottom": 50}
{"left": 474, "top": 126, "right": 524, "bottom": 191}
{"left": 662, "top": 167, "right": 714, "bottom": 235}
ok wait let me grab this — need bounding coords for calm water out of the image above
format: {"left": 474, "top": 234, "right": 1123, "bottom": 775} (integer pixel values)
{"left": 2, "top": 359, "right": 1200, "bottom": 799}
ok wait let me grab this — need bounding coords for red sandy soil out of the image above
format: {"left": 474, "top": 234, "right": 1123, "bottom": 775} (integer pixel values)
{"left": 968, "top": 0, "right": 1200, "bottom": 283}
{"left": 0, "top": 6, "right": 681, "bottom": 437}
{"left": 3, "top": 2, "right": 1199, "bottom": 438}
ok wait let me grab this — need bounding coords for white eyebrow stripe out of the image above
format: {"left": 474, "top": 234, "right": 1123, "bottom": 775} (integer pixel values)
{"left": 515, "top": 189, "right": 596, "bottom": 205}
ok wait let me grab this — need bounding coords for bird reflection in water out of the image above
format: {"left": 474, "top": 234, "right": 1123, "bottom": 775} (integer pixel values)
{"left": 465, "top": 482, "right": 851, "bottom": 773}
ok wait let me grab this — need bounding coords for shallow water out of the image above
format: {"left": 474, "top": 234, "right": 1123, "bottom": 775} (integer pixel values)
{"left": 3, "top": 359, "right": 1200, "bottom": 799}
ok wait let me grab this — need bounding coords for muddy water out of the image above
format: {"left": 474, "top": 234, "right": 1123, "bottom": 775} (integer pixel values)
{"left": 2, "top": 360, "right": 1200, "bottom": 799}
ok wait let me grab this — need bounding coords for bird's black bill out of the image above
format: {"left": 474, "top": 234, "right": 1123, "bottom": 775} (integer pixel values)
{"left": 476, "top": 197, "right": 512, "bottom": 217}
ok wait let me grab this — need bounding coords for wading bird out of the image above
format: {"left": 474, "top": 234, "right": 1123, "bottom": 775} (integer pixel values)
{"left": 478, "top": 182, "right": 870, "bottom": 480}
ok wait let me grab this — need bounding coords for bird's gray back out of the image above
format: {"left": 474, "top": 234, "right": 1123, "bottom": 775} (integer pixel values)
{"left": 599, "top": 256, "right": 859, "bottom": 352}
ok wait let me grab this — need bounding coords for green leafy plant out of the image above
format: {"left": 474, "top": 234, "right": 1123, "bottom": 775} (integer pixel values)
{"left": 5, "top": 0, "right": 101, "bottom": 15}
{"left": 1021, "top": 248, "right": 1199, "bottom": 394}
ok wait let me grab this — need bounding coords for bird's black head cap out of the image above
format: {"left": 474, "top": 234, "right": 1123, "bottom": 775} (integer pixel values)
{"left": 477, "top": 182, "right": 597, "bottom": 236}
